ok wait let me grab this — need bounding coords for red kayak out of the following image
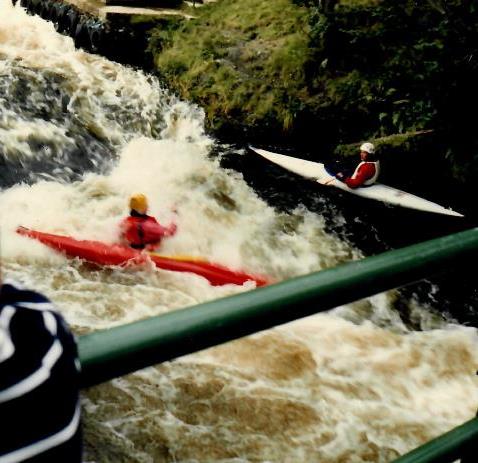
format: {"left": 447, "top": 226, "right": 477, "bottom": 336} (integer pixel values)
{"left": 17, "top": 227, "right": 268, "bottom": 287}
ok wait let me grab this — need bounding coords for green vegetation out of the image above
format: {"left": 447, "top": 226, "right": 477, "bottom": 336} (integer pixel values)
{"left": 148, "top": 0, "right": 478, "bottom": 189}
{"left": 150, "top": 0, "right": 310, "bottom": 135}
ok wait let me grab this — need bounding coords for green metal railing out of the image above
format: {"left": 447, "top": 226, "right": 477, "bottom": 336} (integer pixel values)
{"left": 392, "top": 416, "right": 477, "bottom": 463}
{"left": 77, "top": 227, "right": 478, "bottom": 463}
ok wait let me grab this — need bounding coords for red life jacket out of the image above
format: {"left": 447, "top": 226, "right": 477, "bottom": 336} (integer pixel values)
{"left": 345, "top": 161, "right": 380, "bottom": 189}
{"left": 121, "top": 215, "right": 177, "bottom": 249}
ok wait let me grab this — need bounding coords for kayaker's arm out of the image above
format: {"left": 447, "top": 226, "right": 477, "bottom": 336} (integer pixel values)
{"left": 162, "top": 222, "right": 177, "bottom": 237}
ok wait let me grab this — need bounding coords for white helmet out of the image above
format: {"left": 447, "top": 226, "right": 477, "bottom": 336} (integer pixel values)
{"left": 360, "top": 142, "right": 375, "bottom": 154}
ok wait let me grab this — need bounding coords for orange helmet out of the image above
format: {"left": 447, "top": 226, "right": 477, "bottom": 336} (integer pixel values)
{"left": 129, "top": 194, "right": 148, "bottom": 214}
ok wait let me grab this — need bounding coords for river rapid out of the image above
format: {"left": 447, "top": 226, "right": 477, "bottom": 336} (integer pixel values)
{"left": 1, "top": 2, "right": 477, "bottom": 462}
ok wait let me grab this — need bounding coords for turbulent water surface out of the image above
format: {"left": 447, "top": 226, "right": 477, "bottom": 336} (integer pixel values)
{"left": 1, "top": 2, "right": 477, "bottom": 462}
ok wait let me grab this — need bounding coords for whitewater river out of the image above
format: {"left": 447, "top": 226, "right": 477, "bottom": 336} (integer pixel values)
{"left": 1, "top": 2, "right": 477, "bottom": 462}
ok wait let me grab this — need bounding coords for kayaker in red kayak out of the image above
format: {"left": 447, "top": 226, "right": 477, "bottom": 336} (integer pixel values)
{"left": 121, "top": 194, "right": 177, "bottom": 250}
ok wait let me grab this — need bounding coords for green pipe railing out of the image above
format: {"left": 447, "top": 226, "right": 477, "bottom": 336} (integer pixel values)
{"left": 78, "top": 227, "right": 478, "bottom": 388}
{"left": 392, "top": 416, "right": 477, "bottom": 463}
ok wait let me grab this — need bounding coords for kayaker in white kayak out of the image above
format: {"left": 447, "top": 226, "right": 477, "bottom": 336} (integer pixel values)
{"left": 121, "top": 194, "right": 177, "bottom": 251}
{"left": 336, "top": 142, "right": 380, "bottom": 188}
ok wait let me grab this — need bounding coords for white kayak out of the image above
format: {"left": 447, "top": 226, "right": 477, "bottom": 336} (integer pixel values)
{"left": 250, "top": 146, "right": 464, "bottom": 217}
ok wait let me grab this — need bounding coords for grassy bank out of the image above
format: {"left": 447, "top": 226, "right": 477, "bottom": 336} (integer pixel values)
{"left": 151, "top": 0, "right": 311, "bottom": 137}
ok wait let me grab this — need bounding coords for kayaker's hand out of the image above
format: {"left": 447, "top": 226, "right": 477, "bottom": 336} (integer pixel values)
{"left": 336, "top": 172, "right": 344, "bottom": 179}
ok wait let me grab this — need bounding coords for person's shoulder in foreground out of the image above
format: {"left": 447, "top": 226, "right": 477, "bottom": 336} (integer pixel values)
{"left": 0, "top": 280, "right": 82, "bottom": 463}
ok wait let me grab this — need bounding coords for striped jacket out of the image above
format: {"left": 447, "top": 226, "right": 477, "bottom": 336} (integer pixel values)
{"left": 0, "top": 281, "right": 81, "bottom": 463}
